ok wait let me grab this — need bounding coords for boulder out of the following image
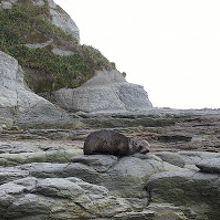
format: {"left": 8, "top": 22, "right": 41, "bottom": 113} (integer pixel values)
{"left": 0, "top": 151, "right": 219, "bottom": 219}
{"left": 0, "top": 51, "right": 72, "bottom": 128}
{"left": 67, "top": 154, "right": 181, "bottom": 198}
{"left": 54, "top": 69, "right": 153, "bottom": 113}
{"left": 196, "top": 158, "right": 220, "bottom": 174}
{"left": 146, "top": 169, "right": 220, "bottom": 219}
{"left": 0, "top": 0, "right": 17, "bottom": 9}
{"left": 178, "top": 151, "right": 220, "bottom": 166}
{"left": 155, "top": 152, "right": 186, "bottom": 168}
{"left": 0, "top": 149, "right": 82, "bottom": 167}
{"left": 0, "top": 177, "right": 145, "bottom": 219}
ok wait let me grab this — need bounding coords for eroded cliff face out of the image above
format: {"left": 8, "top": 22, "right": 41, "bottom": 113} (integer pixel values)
{"left": 0, "top": 0, "right": 80, "bottom": 41}
{"left": 0, "top": 50, "right": 73, "bottom": 128}
{"left": 0, "top": 0, "right": 114, "bottom": 96}
{"left": 0, "top": 0, "right": 153, "bottom": 115}
{"left": 54, "top": 69, "right": 153, "bottom": 113}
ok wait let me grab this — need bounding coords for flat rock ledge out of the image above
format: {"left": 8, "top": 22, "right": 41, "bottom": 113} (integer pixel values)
{"left": 0, "top": 146, "right": 219, "bottom": 219}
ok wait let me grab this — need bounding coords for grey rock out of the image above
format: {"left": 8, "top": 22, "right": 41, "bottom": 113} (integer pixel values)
{"left": 196, "top": 158, "right": 220, "bottom": 174}
{"left": 25, "top": 39, "right": 53, "bottom": 49}
{"left": 69, "top": 154, "right": 181, "bottom": 198}
{"left": 32, "top": 0, "right": 45, "bottom": 7}
{"left": 30, "top": 0, "right": 80, "bottom": 41}
{"left": 0, "top": 140, "right": 81, "bottom": 154}
{"left": 0, "top": 1, "right": 12, "bottom": 9}
{"left": 0, "top": 0, "right": 17, "bottom": 9}
{"left": 49, "top": 5, "right": 80, "bottom": 42}
{"left": 155, "top": 152, "right": 186, "bottom": 168}
{"left": 52, "top": 47, "right": 75, "bottom": 56}
{"left": 0, "top": 50, "right": 72, "bottom": 128}
{"left": 46, "top": 0, "right": 57, "bottom": 9}
{"left": 0, "top": 149, "right": 82, "bottom": 166}
{"left": 71, "top": 154, "right": 118, "bottom": 172}
{"left": 0, "top": 166, "right": 29, "bottom": 185}
{"left": 0, "top": 177, "right": 150, "bottom": 219}
{"left": 54, "top": 69, "right": 153, "bottom": 113}
{"left": 147, "top": 169, "right": 220, "bottom": 219}
{"left": 0, "top": 154, "right": 181, "bottom": 197}
{"left": 0, "top": 150, "right": 219, "bottom": 219}
{"left": 178, "top": 151, "right": 220, "bottom": 165}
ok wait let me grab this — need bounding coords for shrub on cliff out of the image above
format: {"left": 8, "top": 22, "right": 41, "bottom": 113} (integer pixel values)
{"left": 0, "top": 0, "right": 114, "bottom": 95}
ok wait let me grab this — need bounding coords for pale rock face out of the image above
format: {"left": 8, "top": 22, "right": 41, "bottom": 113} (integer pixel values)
{"left": 25, "top": 39, "right": 53, "bottom": 49}
{"left": 52, "top": 47, "right": 75, "bottom": 56}
{"left": 54, "top": 69, "right": 153, "bottom": 113}
{"left": 49, "top": 7, "right": 80, "bottom": 42}
{"left": 0, "top": 0, "right": 17, "bottom": 9}
{"left": 34, "top": 0, "right": 80, "bottom": 42}
{"left": 32, "top": 0, "right": 45, "bottom": 6}
{"left": 0, "top": 0, "right": 80, "bottom": 42}
{"left": 0, "top": 51, "right": 70, "bottom": 126}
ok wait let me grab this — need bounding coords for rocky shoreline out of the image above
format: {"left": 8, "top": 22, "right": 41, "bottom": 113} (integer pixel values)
{"left": 0, "top": 113, "right": 219, "bottom": 219}
{"left": 0, "top": 0, "right": 219, "bottom": 219}
{"left": 0, "top": 141, "right": 219, "bottom": 219}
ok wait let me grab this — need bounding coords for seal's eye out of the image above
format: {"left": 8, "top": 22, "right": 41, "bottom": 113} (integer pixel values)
{"left": 138, "top": 145, "right": 143, "bottom": 151}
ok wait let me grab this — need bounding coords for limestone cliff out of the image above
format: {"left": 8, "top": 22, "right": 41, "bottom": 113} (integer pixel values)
{"left": 0, "top": 0, "right": 153, "bottom": 116}
{"left": 55, "top": 69, "right": 153, "bottom": 113}
{"left": 0, "top": 50, "right": 72, "bottom": 128}
{"left": 0, "top": 0, "right": 113, "bottom": 94}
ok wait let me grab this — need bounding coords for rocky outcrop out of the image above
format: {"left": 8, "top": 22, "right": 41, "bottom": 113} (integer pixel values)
{"left": 0, "top": 0, "right": 80, "bottom": 41}
{"left": 1, "top": 0, "right": 153, "bottom": 115}
{"left": 0, "top": 177, "right": 149, "bottom": 220}
{"left": 196, "top": 158, "right": 220, "bottom": 174}
{"left": 0, "top": 136, "right": 219, "bottom": 220}
{"left": 0, "top": 147, "right": 220, "bottom": 220}
{"left": 54, "top": 69, "right": 153, "bottom": 113}
{"left": 49, "top": 2, "right": 80, "bottom": 42}
{"left": 0, "top": 0, "right": 17, "bottom": 9}
{"left": 0, "top": 51, "right": 72, "bottom": 128}
{"left": 147, "top": 169, "right": 220, "bottom": 219}
{"left": 34, "top": 0, "right": 80, "bottom": 42}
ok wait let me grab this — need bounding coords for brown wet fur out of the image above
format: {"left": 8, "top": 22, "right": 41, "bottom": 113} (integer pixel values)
{"left": 83, "top": 130, "right": 149, "bottom": 156}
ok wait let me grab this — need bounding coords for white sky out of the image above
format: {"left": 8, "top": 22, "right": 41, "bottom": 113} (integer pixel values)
{"left": 55, "top": 0, "right": 220, "bottom": 109}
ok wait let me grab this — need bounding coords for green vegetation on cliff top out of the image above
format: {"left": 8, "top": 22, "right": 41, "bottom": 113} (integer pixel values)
{"left": 0, "top": 0, "right": 114, "bottom": 94}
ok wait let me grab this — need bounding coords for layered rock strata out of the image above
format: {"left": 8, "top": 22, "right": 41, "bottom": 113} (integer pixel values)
{"left": 55, "top": 69, "right": 153, "bottom": 113}
{"left": 0, "top": 143, "right": 219, "bottom": 219}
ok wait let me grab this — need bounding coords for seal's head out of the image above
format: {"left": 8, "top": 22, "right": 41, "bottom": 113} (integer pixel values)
{"left": 129, "top": 138, "right": 150, "bottom": 155}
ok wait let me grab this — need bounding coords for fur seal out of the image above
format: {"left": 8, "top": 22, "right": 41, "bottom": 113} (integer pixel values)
{"left": 83, "top": 130, "right": 150, "bottom": 156}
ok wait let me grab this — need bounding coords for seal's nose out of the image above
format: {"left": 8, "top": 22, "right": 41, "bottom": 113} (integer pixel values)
{"left": 140, "top": 147, "right": 150, "bottom": 154}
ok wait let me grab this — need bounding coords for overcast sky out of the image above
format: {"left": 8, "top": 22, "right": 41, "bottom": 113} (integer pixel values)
{"left": 55, "top": 0, "right": 220, "bottom": 109}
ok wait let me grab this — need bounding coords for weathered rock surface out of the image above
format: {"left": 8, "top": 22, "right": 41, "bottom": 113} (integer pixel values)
{"left": 196, "top": 158, "right": 220, "bottom": 174}
{"left": 147, "top": 169, "right": 220, "bottom": 219}
{"left": 49, "top": 1, "right": 80, "bottom": 42}
{"left": 0, "top": 0, "right": 17, "bottom": 9}
{"left": 0, "top": 177, "right": 150, "bottom": 220}
{"left": 0, "top": 51, "right": 73, "bottom": 128}
{"left": 0, "top": 136, "right": 219, "bottom": 220}
{"left": 0, "top": 0, "right": 80, "bottom": 41}
{"left": 155, "top": 152, "right": 186, "bottom": 168}
{"left": 54, "top": 69, "right": 153, "bottom": 113}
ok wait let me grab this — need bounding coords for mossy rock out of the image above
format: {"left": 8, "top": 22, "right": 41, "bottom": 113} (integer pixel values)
{"left": 0, "top": 0, "right": 114, "bottom": 95}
